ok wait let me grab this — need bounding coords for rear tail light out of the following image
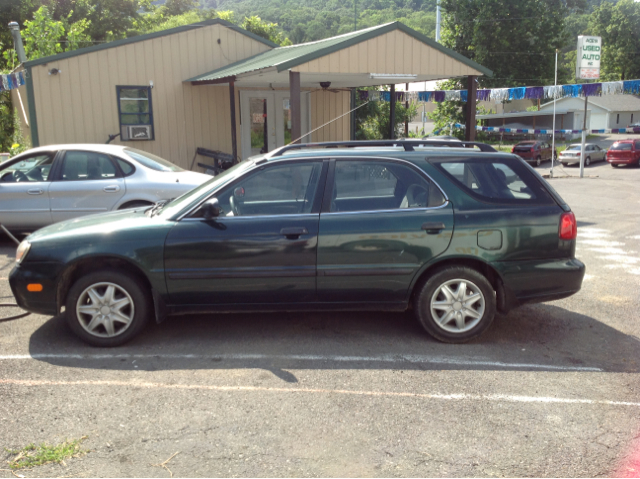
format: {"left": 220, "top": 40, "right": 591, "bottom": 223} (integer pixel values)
{"left": 559, "top": 212, "right": 577, "bottom": 240}
{"left": 511, "top": 147, "right": 515, "bottom": 152}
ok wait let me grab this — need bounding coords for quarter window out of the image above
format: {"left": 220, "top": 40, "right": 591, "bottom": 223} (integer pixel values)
{"left": 61, "top": 151, "right": 119, "bottom": 181}
{"left": 117, "top": 86, "right": 154, "bottom": 140}
{"left": 330, "top": 160, "right": 445, "bottom": 213}
{"left": 433, "top": 157, "right": 554, "bottom": 204}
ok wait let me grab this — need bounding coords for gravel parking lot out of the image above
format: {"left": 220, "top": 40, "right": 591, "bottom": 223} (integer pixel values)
{"left": 1, "top": 158, "right": 639, "bottom": 478}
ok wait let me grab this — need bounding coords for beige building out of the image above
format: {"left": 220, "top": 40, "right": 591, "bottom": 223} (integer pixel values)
{"left": 12, "top": 19, "right": 491, "bottom": 170}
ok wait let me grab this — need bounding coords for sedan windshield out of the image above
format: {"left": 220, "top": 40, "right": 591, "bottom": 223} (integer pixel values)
{"left": 125, "top": 148, "right": 184, "bottom": 172}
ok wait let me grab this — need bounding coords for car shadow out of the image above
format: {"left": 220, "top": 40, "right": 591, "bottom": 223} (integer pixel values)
{"left": 28, "top": 303, "right": 640, "bottom": 376}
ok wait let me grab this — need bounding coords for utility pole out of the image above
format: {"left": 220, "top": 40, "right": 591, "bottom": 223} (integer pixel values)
{"left": 435, "top": 0, "right": 441, "bottom": 42}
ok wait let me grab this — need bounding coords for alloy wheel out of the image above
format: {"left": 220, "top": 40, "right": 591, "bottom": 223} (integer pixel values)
{"left": 76, "top": 282, "right": 135, "bottom": 338}
{"left": 429, "top": 279, "right": 486, "bottom": 334}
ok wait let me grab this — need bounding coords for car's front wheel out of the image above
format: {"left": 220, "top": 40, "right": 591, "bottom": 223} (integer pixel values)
{"left": 65, "top": 270, "right": 150, "bottom": 347}
{"left": 414, "top": 267, "right": 496, "bottom": 343}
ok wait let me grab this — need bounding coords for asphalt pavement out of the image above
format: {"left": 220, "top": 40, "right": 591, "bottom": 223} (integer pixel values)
{"left": 1, "top": 160, "right": 639, "bottom": 477}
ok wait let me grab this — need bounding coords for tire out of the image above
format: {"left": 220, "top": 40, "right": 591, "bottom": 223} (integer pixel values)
{"left": 65, "top": 269, "right": 151, "bottom": 347}
{"left": 118, "top": 200, "right": 153, "bottom": 210}
{"left": 413, "top": 266, "right": 497, "bottom": 343}
{"left": 561, "top": 162, "right": 568, "bottom": 167}
{"left": 535, "top": 156, "right": 541, "bottom": 166}
{"left": 585, "top": 156, "right": 591, "bottom": 167}
{"left": 611, "top": 163, "right": 619, "bottom": 168}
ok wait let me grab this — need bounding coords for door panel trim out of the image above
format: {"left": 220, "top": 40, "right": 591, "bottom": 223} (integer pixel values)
{"left": 168, "top": 265, "right": 316, "bottom": 280}
{"left": 320, "top": 267, "right": 416, "bottom": 277}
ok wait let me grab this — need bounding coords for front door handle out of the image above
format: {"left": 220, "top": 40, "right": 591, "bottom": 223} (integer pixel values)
{"left": 422, "top": 222, "right": 446, "bottom": 234}
{"left": 27, "top": 188, "right": 44, "bottom": 195}
{"left": 280, "top": 227, "right": 308, "bottom": 239}
{"left": 103, "top": 185, "right": 120, "bottom": 193}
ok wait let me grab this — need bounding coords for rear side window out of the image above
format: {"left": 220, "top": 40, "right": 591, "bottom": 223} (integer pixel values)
{"left": 432, "top": 157, "right": 555, "bottom": 205}
{"left": 611, "top": 143, "right": 632, "bottom": 151}
{"left": 116, "top": 159, "right": 135, "bottom": 176}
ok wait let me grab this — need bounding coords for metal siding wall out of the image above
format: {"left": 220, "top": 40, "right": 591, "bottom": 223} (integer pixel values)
{"left": 292, "top": 30, "right": 483, "bottom": 77}
{"left": 30, "top": 24, "right": 270, "bottom": 169}
{"left": 310, "top": 90, "right": 350, "bottom": 142}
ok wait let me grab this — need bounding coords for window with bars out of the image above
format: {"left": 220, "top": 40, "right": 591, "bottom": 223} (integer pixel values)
{"left": 116, "top": 86, "right": 154, "bottom": 140}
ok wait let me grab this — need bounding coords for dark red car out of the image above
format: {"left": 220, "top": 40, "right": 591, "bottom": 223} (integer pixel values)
{"left": 606, "top": 140, "right": 640, "bottom": 167}
{"left": 512, "top": 141, "right": 557, "bottom": 166}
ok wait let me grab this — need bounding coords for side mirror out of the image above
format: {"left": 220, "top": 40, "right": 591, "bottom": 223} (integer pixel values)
{"left": 202, "top": 197, "right": 221, "bottom": 220}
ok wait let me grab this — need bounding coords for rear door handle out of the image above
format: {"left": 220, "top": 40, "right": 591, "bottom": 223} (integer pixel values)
{"left": 422, "top": 222, "right": 446, "bottom": 234}
{"left": 27, "top": 188, "right": 44, "bottom": 195}
{"left": 280, "top": 227, "right": 308, "bottom": 239}
{"left": 103, "top": 185, "right": 120, "bottom": 193}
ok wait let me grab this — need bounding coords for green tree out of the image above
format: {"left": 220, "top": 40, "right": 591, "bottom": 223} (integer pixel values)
{"left": 427, "top": 79, "right": 491, "bottom": 139}
{"left": 356, "top": 87, "right": 418, "bottom": 139}
{"left": 439, "top": 0, "right": 568, "bottom": 88}
{"left": 240, "top": 16, "right": 292, "bottom": 45}
{"left": 590, "top": 0, "right": 640, "bottom": 80}
{"left": 2, "top": 5, "right": 91, "bottom": 64}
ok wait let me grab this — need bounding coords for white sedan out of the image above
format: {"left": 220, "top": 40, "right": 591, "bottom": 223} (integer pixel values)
{"left": 559, "top": 143, "right": 607, "bottom": 167}
{"left": 0, "top": 144, "right": 211, "bottom": 232}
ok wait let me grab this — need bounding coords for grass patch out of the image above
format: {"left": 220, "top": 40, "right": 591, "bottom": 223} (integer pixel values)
{"left": 5, "top": 437, "right": 88, "bottom": 470}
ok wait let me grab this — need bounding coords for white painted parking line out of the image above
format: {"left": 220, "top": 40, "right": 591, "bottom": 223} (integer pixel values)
{"left": 579, "top": 227, "right": 640, "bottom": 275}
{"left": 0, "top": 353, "right": 603, "bottom": 371}
{"left": 0, "top": 378, "right": 637, "bottom": 407}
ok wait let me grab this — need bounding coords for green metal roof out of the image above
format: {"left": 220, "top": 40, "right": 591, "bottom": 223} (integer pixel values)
{"left": 187, "top": 22, "right": 492, "bottom": 83}
{"left": 23, "top": 19, "right": 278, "bottom": 68}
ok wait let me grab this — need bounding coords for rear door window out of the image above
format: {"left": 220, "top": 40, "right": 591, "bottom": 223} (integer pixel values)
{"left": 431, "top": 157, "right": 555, "bottom": 205}
{"left": 329, "top": 160, "right": 445, "bottom": 213}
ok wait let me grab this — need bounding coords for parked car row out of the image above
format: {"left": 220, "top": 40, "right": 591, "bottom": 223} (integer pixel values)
{"left": 9, "top": 139, "right": 585, "bottom": 347}
{"left": 511, "top": 139, "right": 640, "bottom": 168}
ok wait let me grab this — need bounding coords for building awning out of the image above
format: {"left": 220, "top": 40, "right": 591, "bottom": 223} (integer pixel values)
{"left": 186, "top": 22, "right": 492, "bottom": 88}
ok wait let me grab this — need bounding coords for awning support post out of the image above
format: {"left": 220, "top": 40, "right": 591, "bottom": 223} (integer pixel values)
{"left": 289, "top": 71, "right": 301, "bottom": 144}
{"left": 465, "top": 75, "right": 477, "bottom": 141}
{"left": 389, "top": 84, "right": 396, "bottom": 139}
{"left": 229, "top": 80, "right": 238, "bottom": 162}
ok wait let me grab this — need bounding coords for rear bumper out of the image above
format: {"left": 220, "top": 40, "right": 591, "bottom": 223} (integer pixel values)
{"left": 492, "top": 257, "right": 585, "bottom": 310}
{"left": 607, "top": 157, "right": 638, "bottom": 165}
{"left": 9, "top": 263, "right": 61, "bottom": 316}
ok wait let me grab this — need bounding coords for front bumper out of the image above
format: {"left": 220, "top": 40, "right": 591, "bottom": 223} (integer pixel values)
{"left": 9, "top": 263, "right": 62, "bottom": 316}
{"left": 493, "top": 257, "right": 585, "bottom": 309}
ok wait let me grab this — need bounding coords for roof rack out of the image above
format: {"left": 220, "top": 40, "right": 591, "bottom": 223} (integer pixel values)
{"left": 268, "top": 139, "right": 498, "bottom": 157}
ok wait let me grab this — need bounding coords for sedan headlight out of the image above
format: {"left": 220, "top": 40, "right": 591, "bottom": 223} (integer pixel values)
{"left": 15, "top": 240, "right": 31, "bottom": 264}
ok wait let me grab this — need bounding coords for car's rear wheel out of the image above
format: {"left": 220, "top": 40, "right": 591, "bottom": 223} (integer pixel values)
{"left": 585, "top": 156, "right": 591, "bottom": 167}
{"left": 65, "top": 270, "right": 150, "bottom": 347}
{"left": 611, "top": 163, "right": 619, "bottom": 168}
{"left": 535, "top": 156, "right": 541, "bottom": 166}
{"left": 414, "top": 267, "right": 496, "bottom": 343}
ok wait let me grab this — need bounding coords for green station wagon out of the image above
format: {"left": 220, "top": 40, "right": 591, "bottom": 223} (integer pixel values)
{"left": 10, "top": 140, "right": 585, "bottom": 346}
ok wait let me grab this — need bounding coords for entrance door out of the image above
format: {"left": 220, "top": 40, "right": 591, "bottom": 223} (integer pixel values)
{"left": 240, "top": 91, "right": 309, "bottom": 160}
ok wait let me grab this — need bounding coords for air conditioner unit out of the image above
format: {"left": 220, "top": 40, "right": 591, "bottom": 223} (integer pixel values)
{"left": 121, "top": 125, "right": 153, "bottom": 141}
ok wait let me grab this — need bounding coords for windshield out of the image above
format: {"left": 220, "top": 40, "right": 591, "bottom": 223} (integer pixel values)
{"left": 157, "top": 160, "right": 256, "bottom": 218}
{"left": 125, "top": 148, "right": 184, "bottom": 172}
